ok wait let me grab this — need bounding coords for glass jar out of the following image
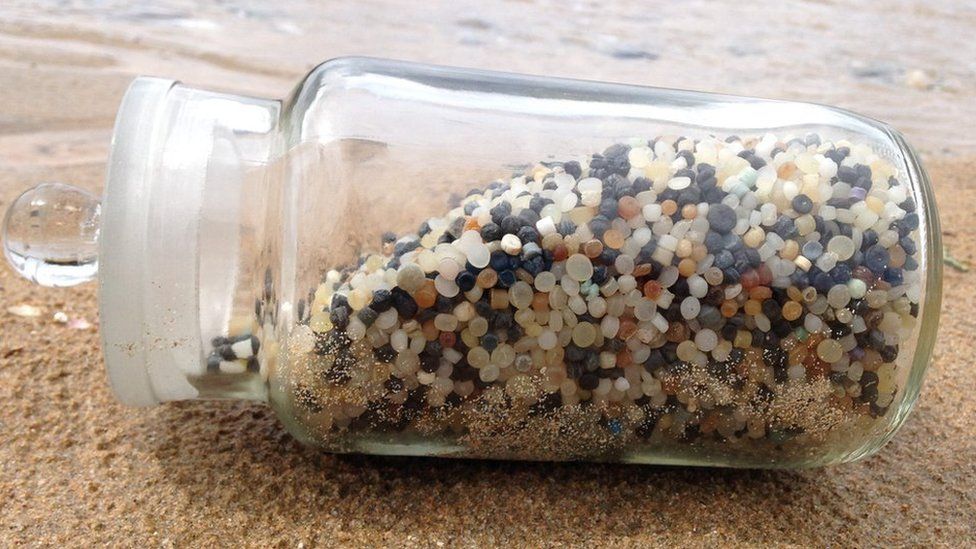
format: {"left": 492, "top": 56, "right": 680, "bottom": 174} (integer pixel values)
{"left": 2, "top": 57, "right": 941, "bottom": 468}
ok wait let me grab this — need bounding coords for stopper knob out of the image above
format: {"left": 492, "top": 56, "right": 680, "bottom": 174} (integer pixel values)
{"left": 2, "top": 183, "right": 100, "bottom": 287}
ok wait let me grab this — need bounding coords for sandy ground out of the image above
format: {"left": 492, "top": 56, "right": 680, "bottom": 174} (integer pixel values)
{"left": 1, "top": 4, "right": 975, "bottom": 547}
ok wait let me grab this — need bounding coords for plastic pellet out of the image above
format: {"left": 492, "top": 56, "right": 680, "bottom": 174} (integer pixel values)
{"left": 817, "top": 339, "right": 844, "bottom": 363}
{"left": 565, "top": 253, "right": 594, "bottom": 282}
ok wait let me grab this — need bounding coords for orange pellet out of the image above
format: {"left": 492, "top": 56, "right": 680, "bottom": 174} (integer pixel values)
{"left": 889, "top": 245, "right": 907, "bottom": 268}
{"left": 661, "top": 199, "right": 678, "bottom": 217}
{"left": 633, "top": 263, "right": 653, "bottom": 277}
{"left": 787, "top": 286, "right": 804, "bottom": 302}
{"left": 749, "top": 286, "right": 772, "bottom": 300}
{"left": 618, "top": 319, "right": 638, "bottom": 340}
{"left": 603, "top": 229, "right": 625, "bottom": 249}
{"left": 721, "top": 300, "right": 739, "bottom": 318}
{"left": 415, "top": 280, "right": 437, "bottom": 308}
{"left": 643, "top": 280, "right": 663, "bottom": 299}
{"left": 861, "top": 349, "right": 881, "bottom": 372}
{"left": 665, "top": 321, "right": 688, "bottom": 342}
{"left": 777, "top": 162, "right": 797, "bottom": 179}
{"left": 617, "top": 196, "right": 641, "bottom": 219}
{"left": 782, "top": 300, "right": 803, "bottom": 321}
{"left": 476, "top": 268, "right": 498, "bottom": 288}
{"left": 780, "top": 240, "right": 800, "bottom": 260}
{"left": 740, "top": 269, "right": 760, "bottom": 290}
{"left": 583, "top": 239, "right": 604, "bottom": 259}
{"left": 743, "top": 299, "right": 762, "bottom": 316}
{"left": 553, "top": 243, "right": 569, "bottom": 262}
{"left": 464, "top": 217, "right": 481, "bottom": 231}
{"left": 756, "top": 264, "right": 773, "bottom": 286}
{"left": 681, "top": 204, "right": 698, "bottom": 220}
{"left": 490, "top": 289, "right": 509, "bottom": 310}
{"left": 531, "top": 292, "right": 549, "bottom": 312}
{"left": 699, "top": 413, "right": 719, "bottom": 434}
{"left": 438, "top": 330, "right": 457, "bottom": 348}
{"left": 616, "top": 348, "right": 634, "bottom": 367}
{"left": 422, "top": 320, "right": 439, "bottom": 340}
{"left": 678, "top": 258, "right": 697, "bottom": 277}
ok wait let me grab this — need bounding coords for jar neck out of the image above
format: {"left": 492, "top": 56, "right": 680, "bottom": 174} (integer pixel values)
{"left": 101, "top": 78, "right": 282, "bottom": 406}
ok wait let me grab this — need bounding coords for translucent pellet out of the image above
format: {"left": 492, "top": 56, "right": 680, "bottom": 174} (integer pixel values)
{"left": 680, "top": 297, "right": 701, "bottom": 320}
{"left": 754, "top": 314, "right": 771, "bottom": 332}
{"left": 568, "top": 295, "right": 588, "bottom": 316}
{"left": 500, "top": 234, "right": 522, "bottom": 255}
{"left": 479, "top": 364, "right": 501, "bottom": 382}
{"left": 538, "top": 330, "right": 558, "bottom": 350}
{"left": 375, "top": 309, "right": 399, "bottom": 330}
{"left": 534, "top": 271, "right": 556, "bottom": 292}
{"left": 827, "top": 235, "right": 855, "bottom": 261}
{"left": 434, "top": 275, "right": 460, "bottom": 298}
{"left": 836, "top": 308, "right": 854, "bottom": 324}
{"left": 572, "top": 322, "right": 597, "bottom": 347}
{"left": 437, "top": 257, "right": 461, "bottom": 279}
{"left": 634, "top": 300, "right": 656, "bottom": 321}
{"left": 588, "top": 297, "right": 608, "bottom": 318}
{"left": 618, "top": 276, "right": 637, "bottom": 293}
{"left": 817, "top": 339, "right": 844, "bottom": 363}
{"left": 467, "top": 243, "right": 491, "bottom": 269}
{"left": 565, "top": 253, "right": 593, "bottom": 281}
{"left": 704, "top": 267, "right": 724, "bottom": 286}
{"left": 815, "top": 252, "right": 838, "bottom": 272}
{"left": 659, "top": 266, "right": 679, "bottom": 287}
{"left": 468, "top": 347, "right": 491, "bottom": 368}
{"left": 513, "top": 354, "right": 533, "bottom": 373}
{"left": 801, "top": 240, "right": 823, "bottom": 260}
{"left": 847, "top": 279, "right": 867, "bottom": 299}
{"left": 687, "top": 275, "right": 708, "bottom": 298}
{"left": 396, "top": 263, "right": 426, "bottom": 293}
{"left": 561, "top": 275, "right": 581, "bottom": 296}
{"left": 491, "top": 345, "right": 516, "bottom": 367}
{"left": 676, "top": 340, "right": 699, "bottom": 361}
{"left": 509, "top": 281, "right": 535, "bottom": 309}
{"left": 601, "top": 315, "right": 620, "bottom": 338}
{"left": 866, "top": 290, "right": 889, "bottom": 308}
{"left": 614, "top": 254, "right": 635, "bottom": 275}
{"left": 694, "top": 329, "right": 718, "bottom": 352}
{"left": 668, "top": 176, "right": 691, "bottom": 190}
{"left": 346, "top": 317, "right": 366, "bottom": 341}
{"left": 827, "top": 284, "right": 851, "bottom": 309}
{"left": 434, "top": 314, "right": 458, "bottom": 332}
{"left": 347, "top": 288, "right": 369, "bottom": 311}
{"left": 802, "top": 313, "right": 822, "bottom": 334}
{"left": 469, "top": 316, "right": 489, "bottom": 337}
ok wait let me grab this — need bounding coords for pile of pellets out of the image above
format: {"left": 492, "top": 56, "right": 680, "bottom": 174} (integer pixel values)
{"left": 283, "top": 133, "right": 923, "bottom": 458}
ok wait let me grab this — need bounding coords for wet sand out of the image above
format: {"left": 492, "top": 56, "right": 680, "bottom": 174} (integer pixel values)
{"left": 1, "top": 3, "right": 974, "bottom": 546}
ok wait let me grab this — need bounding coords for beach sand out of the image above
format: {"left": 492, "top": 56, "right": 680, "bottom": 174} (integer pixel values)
{"left": 1, "top": 3, "right": 974, "bottom": 546}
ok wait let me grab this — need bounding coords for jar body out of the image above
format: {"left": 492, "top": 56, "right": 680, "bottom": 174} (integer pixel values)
{"left": 103, "top": 58, "right": 939, "bottom": 468}
{"left": 239, "top": 58, "right": 941, "bottom": 468}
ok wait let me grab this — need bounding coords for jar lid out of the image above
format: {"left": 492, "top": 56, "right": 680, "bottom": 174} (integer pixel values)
{"left": 100, "top": 77, "right": 203, "bottom": 406}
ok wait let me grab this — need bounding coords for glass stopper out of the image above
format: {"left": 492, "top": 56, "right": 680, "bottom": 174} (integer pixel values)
{"left": 2, "top": 183, "right": 101, "bottom": 287}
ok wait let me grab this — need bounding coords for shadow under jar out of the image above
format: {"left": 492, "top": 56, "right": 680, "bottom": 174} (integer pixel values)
{"left": 2, "top": 57, "right": 942, "bottom": 468}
